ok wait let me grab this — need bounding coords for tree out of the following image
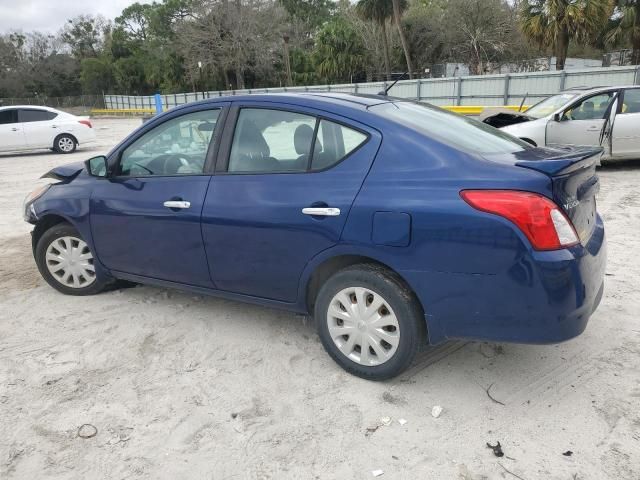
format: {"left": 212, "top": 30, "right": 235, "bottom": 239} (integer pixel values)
{"left": 443, "top": 0, "right": 522, "bottom": 75}
{"left": 391, "top": 0, "right": 414, "bottom": 78}
{"left": 313, "top": 17, "right": 365, "bottom": 83}
{"left": 356, "top": 0, "right": 393, "bottom": 80}
{"left": 60, "top": 15, "right": 109, "bottom": 59}
{"left": 606, "top": 0, "right": 640, "bottom": 64}
{"left": 520, "top": 0, "right": 613, "bottom": 70}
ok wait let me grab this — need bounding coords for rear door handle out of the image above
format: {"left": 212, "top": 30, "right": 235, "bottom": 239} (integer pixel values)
{"left": 163, "top": 200, "right": 191, "bottom": 209}
{"left": 587, "top": 126, "right": 600, "bottom": 131}
{"left": 11, "top": 127, "right": 19, "bottom": 131}
{"left": 302, "top": 207, "right": 340, "bottom": 217}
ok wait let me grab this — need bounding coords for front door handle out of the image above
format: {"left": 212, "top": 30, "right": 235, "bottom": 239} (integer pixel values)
{"left": 163, "top": 200, "right": 191, "bottom": 209}
{"left": 302, "top": 207, "right": 340, "bottom": 217}
{"left": 11, "top": 127, "right": 19, "bottom": 131}
{"left": 587, "top": 126, "right": 600, "bottom": 131}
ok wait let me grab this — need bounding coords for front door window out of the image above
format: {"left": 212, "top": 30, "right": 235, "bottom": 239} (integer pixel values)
{"left": 119, "top": 109, "right": 221, "bottom": 176}
{"left": 563, "top": 93, "right": 615, "bottom": 121}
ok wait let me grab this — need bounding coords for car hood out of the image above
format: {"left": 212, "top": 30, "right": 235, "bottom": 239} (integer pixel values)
{"left": 41, "top": 161, "right": 85, "bottom": 182}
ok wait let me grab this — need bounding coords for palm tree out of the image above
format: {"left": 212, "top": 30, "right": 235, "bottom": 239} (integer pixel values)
{"left": 520, "top": 0, "right": 613, "bottom": 70}
{"left": 356, "top": 0, "right": 393, "bottom": 80}
{"left": 606, "top": 0, "right": 640, "bottom": 65}
{"left": 314, "top": 18, "right": 365, "bottom": 83}
{"left": 391, "top": 0, "right": 414, "bottom": 79}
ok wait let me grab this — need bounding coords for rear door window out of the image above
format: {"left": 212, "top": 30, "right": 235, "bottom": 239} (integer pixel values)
{"left": 18, "top": 109, "right": 57, "bottom": 122}
{"left": 229, "top": 109, "right": 316, "bottom": 173}
{"left": 228, "top": 108, "right": 369, "bottom": 173}
{"left": 0, "top": 109, "right": 17, "bottom": 125}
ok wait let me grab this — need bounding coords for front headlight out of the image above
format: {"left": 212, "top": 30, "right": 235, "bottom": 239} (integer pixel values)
{"left": 23, "top": 184, "right": 51, "bottom": 221}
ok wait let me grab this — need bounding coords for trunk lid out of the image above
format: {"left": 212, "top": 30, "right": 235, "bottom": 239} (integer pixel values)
{"left": 491, "top": 146, "right": 602, "bottom": 245}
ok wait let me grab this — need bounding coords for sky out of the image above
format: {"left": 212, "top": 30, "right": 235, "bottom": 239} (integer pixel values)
{"left": 0, "top": 0, "right": 152, "bottom": 34}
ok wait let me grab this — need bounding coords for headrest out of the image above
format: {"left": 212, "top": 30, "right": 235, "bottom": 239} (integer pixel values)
{"left": 294, "top": 124, "right": 314, "bottom": 155}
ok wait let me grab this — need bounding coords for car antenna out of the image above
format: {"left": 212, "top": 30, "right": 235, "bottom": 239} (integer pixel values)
{"left": 378, "top": 72, "right": 408, "bottom": 96}
{"left": 518, "top": 92, "right": 528, "bottom": 112}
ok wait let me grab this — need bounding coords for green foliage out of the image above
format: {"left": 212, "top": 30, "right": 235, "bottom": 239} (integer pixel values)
{"left": 0, "top": 0, "right": 629, "bottom": 100}
{"left": 313, "top": 17, "right": 365, "bottom": 83}
{"left": 80, "top": 57, "right": 114, "bottom": 94}
{"left": 520, "top": 0, "right": 614, "bottom": 69}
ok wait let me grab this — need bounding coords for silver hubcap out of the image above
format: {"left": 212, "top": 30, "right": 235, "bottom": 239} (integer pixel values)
{"left": 45, "top": 236, "right": 96, "bottom": 288}
{"left": 327, "top": 287, "right": 400, "bottom": 366}
{"left": 58, "top": 137, "right": 74, "bottom": 152}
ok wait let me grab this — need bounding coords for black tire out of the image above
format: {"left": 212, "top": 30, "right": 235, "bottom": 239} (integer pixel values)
{"left": 53, "top": 134, "right": 77, "bottom": 154}
{"left": 314, "top": 264, "right": 425, "bottom": 380}
{"left": 35, "top": 223, "right": 109, "bottom": 296}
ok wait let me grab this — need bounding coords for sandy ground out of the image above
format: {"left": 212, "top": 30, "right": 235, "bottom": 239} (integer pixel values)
{"left": 0, "top": 118, "right": 639, "bottom": 480}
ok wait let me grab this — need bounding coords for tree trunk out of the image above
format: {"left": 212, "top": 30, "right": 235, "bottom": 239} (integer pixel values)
{"left": 391, "top": 0, "right": 414, "bottom": 79}
{"left": 633, "top": 6, "right": 640, "bottom": 65}
{"left": 235, "top": 64, "right": 245, "bottom": 89}
{"left": 555, "top": 26, "right": 569, "bottom": 71}
{"left": 283, "top": 36, "right": 292, "bottom": 86}
{"left": 380, "top": 21, "right": 391, "bottom": 81}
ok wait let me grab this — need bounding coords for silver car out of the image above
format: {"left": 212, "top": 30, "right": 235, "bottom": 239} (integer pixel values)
{"left": 485, "top": 85, "right": 640, "bottom": 160}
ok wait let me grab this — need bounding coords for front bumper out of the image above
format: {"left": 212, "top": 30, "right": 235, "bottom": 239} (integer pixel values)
{"left": 403, "top": 216, "right": 607, "bottom": 345}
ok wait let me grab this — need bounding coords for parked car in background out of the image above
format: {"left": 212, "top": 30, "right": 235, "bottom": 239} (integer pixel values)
{"left": 0, "top": 106, "right": 96, "bottom": 154}
{"left": 23, "top": 93, "right": 606, "bottom": 380}
{"left": 483, "top": 86, "right": 640, "bottom": 160}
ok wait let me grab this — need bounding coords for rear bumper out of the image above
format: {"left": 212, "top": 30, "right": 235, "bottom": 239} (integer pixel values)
{"left": 403, "top": 216, "right": 606, "bottom": 345}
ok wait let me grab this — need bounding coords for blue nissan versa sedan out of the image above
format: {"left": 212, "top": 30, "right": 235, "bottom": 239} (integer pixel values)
{"left": 23, "top": 93, "right": 606, "bottom": 380}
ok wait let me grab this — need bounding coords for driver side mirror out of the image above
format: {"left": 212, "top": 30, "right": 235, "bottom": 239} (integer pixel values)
{"left": 553, "top": 113, "right": 562, "bottom": 122}
{"left": 85, "top": 155, "right": 109, "bottom": 178}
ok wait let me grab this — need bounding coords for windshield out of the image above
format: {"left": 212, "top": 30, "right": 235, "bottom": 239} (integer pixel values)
{"left": 524, "top": 93, "right": 579, "bottom": 119}
{"left": 372, "top": 101, "right": 530, "bottom": 155}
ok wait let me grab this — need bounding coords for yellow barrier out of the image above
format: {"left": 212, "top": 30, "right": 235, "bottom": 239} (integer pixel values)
{"left": 442, "top": 105, "right": 530, "bottom": 115}
{"left": 91, "top": 108, "right": 154, "bottom": 115}
{"left": 91, "top": 105, "right": 530, "bottom": 116}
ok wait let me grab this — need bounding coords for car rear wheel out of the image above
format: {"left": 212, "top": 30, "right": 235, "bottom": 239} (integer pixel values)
{"left": 35, "top": 223, "right": 108, "bottom": 295}
{"left": 54, "top": 134, "right": 77, "bottom": 154}
{"left": 315, "top": 264, "right": 424, "bottom": 380}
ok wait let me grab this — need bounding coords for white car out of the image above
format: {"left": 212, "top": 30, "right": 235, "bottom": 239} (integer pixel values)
{"left": 0, "top": 105, "right": 96, "bottom": 154}
{"left": 484, "top": 85, "right": 640, "bottom": 160}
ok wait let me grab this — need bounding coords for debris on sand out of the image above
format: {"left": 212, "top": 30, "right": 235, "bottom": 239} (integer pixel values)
{"left": 487, "top": 441, "right": 504, "bottom": 457}
{"left": 380, "top": 416, "right": 392, "bottom": 426}
{"left": 77, "top": 424, "right": 98, "bottom": 439}
{"left": 486, "top": 383, "right": 506, "bottom": 406}
{"left": 431, "top": 406, "right": 443, "bottom": 418}
{"left": 398, "top": 418, "right": 407, "bottom": 426}
{"left": 563, "top": 450, "right": 573, "bottom": 457}
{"left": 372, "top": 469, "right": 384, "bottom": 477}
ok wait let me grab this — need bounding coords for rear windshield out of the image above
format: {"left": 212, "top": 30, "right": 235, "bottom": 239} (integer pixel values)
{"left": 372, "top": 101, "right": 530, "bottom": 155}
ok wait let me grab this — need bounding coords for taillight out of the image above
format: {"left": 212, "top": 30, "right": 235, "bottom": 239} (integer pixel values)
{"left": 460, "top": 190, "right": 579, "bottom": 251}
{"left": 78, "top": 119, "right": 92, "bottom": 128}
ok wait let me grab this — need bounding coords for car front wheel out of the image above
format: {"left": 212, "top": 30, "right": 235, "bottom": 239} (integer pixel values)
{"left": 35, "top": 223, "right": 108, "bottom": 295}
{"left": 315, "top": 264, "right": 424, "bottom": 380}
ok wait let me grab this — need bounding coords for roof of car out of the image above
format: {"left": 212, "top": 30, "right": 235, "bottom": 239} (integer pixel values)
{"left": 184, "top": 92, "right": 393, "bottom": 111}
{"left": 0, "top": 105, "right": 58, "bottom": 111}
{"left": 562, "top": 85, "right": 640, "bottom": 94}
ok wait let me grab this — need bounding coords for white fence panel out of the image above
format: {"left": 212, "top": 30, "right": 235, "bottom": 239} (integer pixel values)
{"left": 102, "top": 66, "right": 640, "bottom": 111}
